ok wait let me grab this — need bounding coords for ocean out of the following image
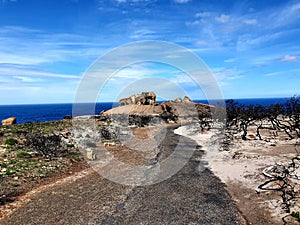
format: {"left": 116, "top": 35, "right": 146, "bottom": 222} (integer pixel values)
{"left": 0, "top": 98, "right": 291, "bottom": 124}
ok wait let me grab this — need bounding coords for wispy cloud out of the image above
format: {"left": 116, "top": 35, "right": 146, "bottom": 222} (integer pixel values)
{"left": 129, "top": 29, "right": 158, "bottom": 39}
{"left": 264, "top": 69, "right": 300, "bottom": 76}
{"left": 212, "top": 67, "right": 243, "bottom": 86}
{"left": 114, "top": 0, "right": 155, "bottom": 3}
{"left": 224, "top": 58, "right": 237, "bottom": 63}
{"left": 195, "top": 12, "right": 210, "bottom": 18}
{"left": 271, "top": 2, "right": 300, "bottom": 28}
{"left": 0, "top": 66, "right": 80, "bottom": 80}
{"left": 278, "top": 55, "right": 298, "bottom": 62}
{"left": 13, "top": 76, "right": 43, "bottom": 83}
{"left": 174, "top": 0, "right": 191, "bottom": 3}
{"left": 243, "top": 19, "right": 257, "bottom": 25}
{"left": 0, "top": 25, "right": 110, "bottom": 76}
{"left": 215, "top": 14, "right": 230, "bottom": 23}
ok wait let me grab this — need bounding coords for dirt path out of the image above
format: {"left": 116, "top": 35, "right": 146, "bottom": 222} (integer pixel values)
{"left": 0, "top": 126, "right": 246, "bottom": 225}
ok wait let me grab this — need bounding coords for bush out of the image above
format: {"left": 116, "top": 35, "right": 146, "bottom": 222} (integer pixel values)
{"left": 291, "top": 211, "right": 300, "bottom": 222}
{"left": 5, "top": 138, "right": 18, "bottom": 146}
{"left": 25, "top": 134, "right": 66, "bottom": 158}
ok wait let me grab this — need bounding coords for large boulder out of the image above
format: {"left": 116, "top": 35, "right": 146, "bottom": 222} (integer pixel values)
{"left": 2, "top": 117, "right": 16, "bottom": 125}
{"left": 119, "top": 91, "right": 156, "bottom": 105}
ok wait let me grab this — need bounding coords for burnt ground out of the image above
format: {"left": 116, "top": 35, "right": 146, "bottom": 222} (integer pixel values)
{"left": 0, "top": 126, "right": 246, "bottom": 225}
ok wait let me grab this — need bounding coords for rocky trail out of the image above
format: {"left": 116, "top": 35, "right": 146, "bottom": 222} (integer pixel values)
{"left": 0, "top": 126, "right": 246, "bottom": 225}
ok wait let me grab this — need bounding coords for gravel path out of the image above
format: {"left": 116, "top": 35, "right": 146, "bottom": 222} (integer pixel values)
{"left": 0, "top": 126, "right": 246, "bottom": 225}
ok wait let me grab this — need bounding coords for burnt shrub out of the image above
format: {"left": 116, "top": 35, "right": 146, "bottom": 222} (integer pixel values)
{"left": 25, "top": 134, "right": 66, "bottom": 158}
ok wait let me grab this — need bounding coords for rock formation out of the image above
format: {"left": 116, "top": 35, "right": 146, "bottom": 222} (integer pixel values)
{"left": 103, "top": 92, "right": 215, "bottom": 127}
{"left": 173, "top": 97, "right": 182, "bottom": 103}
{"left": 183, "top": 96, "right": 192, "bottom": 103}
{"left": 119, "top": 91, "right": 156, "bottom": 106}
{"left": 2, "top": 117, "right": 16, "bottom": 125}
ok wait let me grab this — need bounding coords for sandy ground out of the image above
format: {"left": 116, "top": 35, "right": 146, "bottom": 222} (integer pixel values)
{"left": 175, "top": 125, "right": 300, "bottom": 225}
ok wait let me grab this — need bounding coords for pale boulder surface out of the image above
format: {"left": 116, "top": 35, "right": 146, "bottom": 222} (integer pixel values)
{"left": 2, "top": 117, "right": 16, "bottom": 125}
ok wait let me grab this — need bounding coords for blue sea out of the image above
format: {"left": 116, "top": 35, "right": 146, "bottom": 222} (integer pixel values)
{"left": 0, "top": 98, "right": 290, "bottom": 124}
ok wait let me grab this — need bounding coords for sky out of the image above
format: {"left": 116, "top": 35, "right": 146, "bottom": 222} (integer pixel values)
{"left": 0, "top": 0, "right": 299, "bottom": 104}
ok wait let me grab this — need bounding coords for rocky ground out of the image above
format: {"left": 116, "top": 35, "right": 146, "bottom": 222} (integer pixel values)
{"left": 0, "top": 92, "right": 299, "bottom": 224}
{"left": 176, "top": 123, "right": 300, "bottom": 224}
{"left": 1, "top": 117, "right": 299, "bottom": 224}
{"left": 0, "top": 124, "right": 245, "bottom": 225}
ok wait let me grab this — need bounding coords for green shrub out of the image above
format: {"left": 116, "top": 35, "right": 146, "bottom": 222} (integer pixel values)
{"left": 291, "top": 211, "right": 300, "bottom": 222}
{"left": 16, "top": 151, "right": 30, "bottom": 158}
{"left": 66, "top": 143, "right": 75, "bottom": 148}
{"left": 5, "top": 138, "right": 18, "bottom": 146}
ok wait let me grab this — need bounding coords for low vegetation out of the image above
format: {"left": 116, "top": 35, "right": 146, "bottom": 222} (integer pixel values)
{"left": 0, "top": 120, "right": 86, "bottom": 206}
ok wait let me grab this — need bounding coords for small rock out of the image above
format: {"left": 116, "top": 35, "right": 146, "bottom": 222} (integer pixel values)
{"left": 86, "top": 148, "right": 96, "bottom": 160}
{"left": 2, "top": 117, "right": 16, "bottom": 125}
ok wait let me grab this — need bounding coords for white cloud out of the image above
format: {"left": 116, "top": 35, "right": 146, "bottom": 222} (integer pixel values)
{"left": 0, "top": 26, "right": 108, "bottom": 67}
{"left": 265, "top": 69, "right": 300, "bottom": 76}
{"left": 174, "top": 0, "right": 190, "bottom": 3}
{"left": 212, "top": 67, "right": 243, "bottom": 86}
{"left": 129, "top": 29, "right": 157, "bottom": 39}
{"left": 115, "top": 0, "right": 154, "bottom": 3}
{"left": 278, "top": 55, "right": 298, "bottom": 62}
{"left": 243, "top": 19, "right": 257, "bottom": 25}
{"left": 185, "top": 20, "right": 202, "bottom": 26}
{"left": 215, "top": 14, "right": 230, "bottom": 23}
{"left": 112, "top": 64, "right": 173, "bottom": 79}
{"left": 273, "top": 2, "right": 300, "bottom": 28}
{"left": 195, "top": 12, "right": 210, "bottom": 18}
{"left": 1, "top": 0, "right": 17, "bottom": 4}
{"left": 13, "top": 76, "right": 43, "bottom": 83}
{"left": 224, "top": 58, "right": 237, "bottom": 63}
{"left": 0, "top": 67, "right": 80, "bottom": 79}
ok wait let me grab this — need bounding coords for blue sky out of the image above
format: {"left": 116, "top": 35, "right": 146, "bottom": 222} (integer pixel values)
{"left": 0, "top": 0, "right": 299, "bottom": 104}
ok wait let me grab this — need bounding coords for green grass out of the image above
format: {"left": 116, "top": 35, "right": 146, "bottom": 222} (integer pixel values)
{"left": 16, "top": 151, "right": 30, "bottom": 158}
{"left": 5, "top": 138, "right": 18, "bottom": 146}
{"left": 66, "top": 143, "right": 75, "bottom": 148}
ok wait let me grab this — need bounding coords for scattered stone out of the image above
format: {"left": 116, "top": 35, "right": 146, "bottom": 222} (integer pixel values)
{"left": 86, "top": 148, "right": 96, "bottom": 160}
{"left": 2, "top": 117, "right": 16, "bottom": 125}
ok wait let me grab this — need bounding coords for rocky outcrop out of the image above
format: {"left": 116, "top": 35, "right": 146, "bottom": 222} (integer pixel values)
{"left": 119, "top": 91, "right": 156, "bottom": 106}
{"left": 183, "top": 96, "right": 192, "bottom": 103}
{"left": 173, "top": 97, "right": 182, "bottom": 103}
{"left": 172, "top": 96, "right": 192, "bottom": 103}
{"left": 103, "top": 92, "right": 216, "bottom": 127}
{"left": 2, "top": 117, "right": 16, "bottom": 125}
